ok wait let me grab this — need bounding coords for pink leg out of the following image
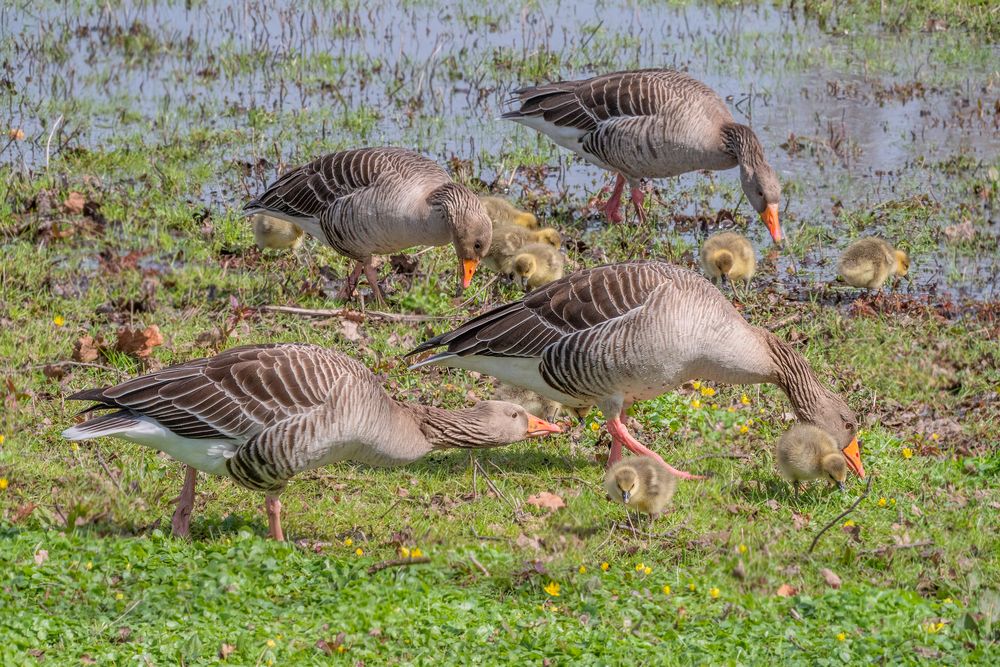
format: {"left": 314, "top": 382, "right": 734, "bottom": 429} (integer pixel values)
{"left": 630, "top": 186, "right": 647, "bottom": 223}
{"left": 606, "top": 414, "right": 705, "bottom": 480}
{"left": 607, "top": 433, "right": 624, "bottom": 467}
{"left": 265, "top": 494, "right": 284, "bottom": 541}
{"left": 602, "top": 174, "right": 626, "bottom": 223}
{"left": 171, "top": 466, "right": 198, "bottom": 538}
{"left": 336, "top": 262, "right": 366, "bottom": 301}
{"left": 361, "top": 259, "right": 386, "bottom": 306}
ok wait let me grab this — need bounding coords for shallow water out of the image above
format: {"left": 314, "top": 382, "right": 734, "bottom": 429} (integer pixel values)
{"left": 2, "top": 0, "right": 997, "bottom": 297}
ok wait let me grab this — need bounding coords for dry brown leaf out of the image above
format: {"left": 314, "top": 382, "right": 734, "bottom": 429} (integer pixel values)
{"left": 64, "top": 191, "right": 86, "bottom": 215}
{"left": 515, "top": 533, "right": 542, "bottom": 550}
{"left": 72, "top": 336, "right": 104, "bottom": 363}
{"left": 34, "top": 549, "right": 48, "bottom": 566}
{"left": 525, "top": 491, "right": 565, "bottom": 511}
{"left": 12, "top": 503, "right": 37, "bottom": 524}
{"left": 42, "top": 363, "right": 67, "bottom": 381}
{"left": 792, "top": 512, "right": 810, "bottom": 530}
{"left": 8, "top": 128, "right": 25, "bottom": 141}
{"left": 219, "top": 643, "right": 236, "bottom": 659}
{"left": 776, "top": 583, "right": 798, "bottom": 597}
{"left": 821, "top": 567, "right": 842, "bottom": 589}
{"left": 339, "top": 319, "right": 364, "bottom": 343}
{"left": 115, "top": 325, "right": 164, "bottom": 358}
{"left": 942, "top": 220, "right": 975, "bottom": 243}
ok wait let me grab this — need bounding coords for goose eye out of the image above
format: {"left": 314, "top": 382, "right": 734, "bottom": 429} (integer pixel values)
{"left": 845, "top": 421, "right": 855, "bottom": 431}
{"left": 474, "top": 241, "right": 483, "bottom": 251}
{"left": 511, "top": 412, "right": 518, "bottom": 419}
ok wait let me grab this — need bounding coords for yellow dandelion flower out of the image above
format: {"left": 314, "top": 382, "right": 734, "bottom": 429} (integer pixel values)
{"left": 692, "top": 381, "right": 702, "bottom": 389}
{"left": 578, "top": 565, "right": 587, "bottom": 574}
{"left": 700, "top": 387, "right": 716, "bottom": 397}
{"left": 336, "top": 645, "right": 346, "bottom": 653}
{"left": 836, "top": 632, "right": 846, "bottom": 641}
{"left": 890, "top": 498, "right": 896, "bottom": 506}
{"left": 600, "top": 562, "right": 609, "bottom": 571}
{"left": 662, "top": 585, "right": 671, "bottom": 595}
{"left": 70, "top": 442, "right": 79, "bottom": 452}
{"left": 85, "top": 561, "right": 93, "bottom": 570}
{"left": 411, "top": 548, "right": 423, "bottom": 558}
{"left": 709, "top": 587, "right": 720, "bottom": 599}
{"left": 746, "top": 418, "right": 754, "bottom": 426}
{"left": 738, "top": 543, "right": 748, "bottom": 554}
{"left": 276, "top": 635, "right": 282, "bottom": 640}
{"left": 543, "top": 581, "right": 560, "bottom": 597}
{"left": 343, "top": 537, "right": 353, "bottom": 547}
{"left": 902, "top": 447, "right": 913, "bottom": 459}
{"left": 727, "top": 406, "right": 736, "bottom": 413}
{"left": 690, "top": 399, "right": 701, "bottom": 409}
{"left": 590, "top": 421, "right": 600, "bottom": 432}
{"left": 740, "top": 394, "right": 750, "bottom": 405}
{"left": 355, "top": 548, "right": 363, "bottom": 556}
{"left": 115, "top": 592, "right": 124, "bottom": 600}
{"left": 739, "top": 425, "right": 749, "bottom": 434}
{"left": 878, "top": 497, "right": 887, "bottom": 507}
{"left": 758, "top": 408, "right": 766, "bottom": 414}
{"left": 399, "top": 546, "right": 410, "bottom": 558}
{"left": 843, "top": 519, "right": 855, "bottom": 527}
{"left": 930, "top": 433, "right": 940, "bottom": 441}
{"left": 635, "top": 563, "right": 645, "bottom": 572}
{"left": 711, "top": 403, "right": 719, "bottom": 410}
{"left": 688, "top": 583, "right": 696, "bottom": 592}
{"left": 0, "top": 434, "right": 5, "bottom": 445}
{"left": 644, "top": 567, "right": 652, "bottom": 575}
{"left": 0, "top": 478, "right": 8, "bottom": 491}
{"left": 53, "top": 315, "right": 65, "bottom": 327}
{"left": 266, "top": 639, "right": 276, "bottom": 648}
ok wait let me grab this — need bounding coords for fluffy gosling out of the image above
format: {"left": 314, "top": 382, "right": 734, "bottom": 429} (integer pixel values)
{"left": 604, "top": 457, "right": 678, "bottom": 519}
{"left": 511, "top": 242, "right": 565, "bottom": 290}
{"left": 495, "top": 383, "right": 565, "bottom": 422}
{"left": 838, "top": 237, "right": 909, "bottom": 289}
{"left": 252, "top": 214, "right": 304, "bottom": 251}
{"left": 480, "top": 196, "right": 539, "bottom": 230}
{"left": 776, "top": 424, "right": 848, "bottom": 497}
{"left": 700, "top": 231, "right": 756, "bottom": 283}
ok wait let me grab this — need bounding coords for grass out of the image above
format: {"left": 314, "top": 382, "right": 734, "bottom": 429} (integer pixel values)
{"left": 2, "top": 0, "right": 999, "bottom": 663}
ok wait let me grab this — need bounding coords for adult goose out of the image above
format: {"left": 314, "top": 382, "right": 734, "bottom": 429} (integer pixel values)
{"left": 244, "top": 147, "right": 493, "bottom": 303}
{"left": 503, "top": 69, "right": 782, "bottom": 241}
{"left": 409, "top": 262, "right": 864, "bottom": 480}
{"left": 62, "top": 344, "right": 560, "bottom": 540}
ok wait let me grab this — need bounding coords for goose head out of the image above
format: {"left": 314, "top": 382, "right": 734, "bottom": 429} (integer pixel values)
{"left": 894, "top": 249, "right": 910, "bottom": 277}
{"left": 461, "top": 401, "right": 563, "bottom": 445}
{"left": 741, "top": 162, "right": 782, "bottom": 244}
{"left": 430, "top": 183, "right": 492, "bottom": 288}
{"left": 805, "top": 397, "right": 864, "bottom": 479}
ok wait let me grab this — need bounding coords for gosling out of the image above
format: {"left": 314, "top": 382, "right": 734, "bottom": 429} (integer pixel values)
{"left": 775, "top": 424, "right": 848, "bottom": 497}
{"left": 495, "top": 383, "right": 564, "bottom": 422}
{"left": 511, "top": 243, "right": 565, "bottom": 290}
{"left": 700, "top": 231, "right": 756, "bottom": 284}
{"left": 604, "top": 457, "right": 678, "bottom": 519}
{"left": 252, "top": 214, "right": 304, "bottom": 251}
{"left": 480, "top": 196, "right": 539, "bottom": 230}
{"left": 838, "top": 237, "right": 909, "bottom": 289}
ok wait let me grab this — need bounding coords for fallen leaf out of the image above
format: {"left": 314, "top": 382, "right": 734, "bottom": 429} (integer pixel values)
{"left": 64, "top": 191, "right": 86, "bottom": 215}
{"left": 219, "top": 643, "right": 236, "bottom": 659}
{"left": 34, "top": 549, "right": 48, "bottom": 566}
{"left": 764, "top": 499, "right": 780, "bottom": 511}
{"left": 115, "top": 325, "right": 163, "bottom": 358}
{"left": 72, "top": 336, "right": 104, "bottom": 363}
{"left": 525, "top": 491, "right": 565, "bottom": 511}
{"left": 515, "top": 533, "right": 542, "bottom": 550}
{"left": 792, "top": 512, "right": 810, "bottom": 530}
{"left": 820, "top": 567, "right": 842, "bottom": 589}
{"left": 81, "top": 656, "right": 97, "bottom": 665}
{"left": 315, "top": 632, "right": 345, "bottom": 655}
{"left": 12, "top": 503, "right": 37, "bottom": 524}
{"left": 776, "top": 583, "right": 798, "bottom": 597}
{"left": 116, "top": 626, "right": 132, "bottom": 643}
{"left": 339, "top": 319, "right": 364, "bottom": 343}
{"left": 389, "top": 253, "right": 418, "bottom": 275}
{"left": 942, "top": 220, "right": 974, "bottom": 243}
{"left": 42, "top": 363, "right": 67, "bottom": 381}
{"left": 8, "top": 128, "right": 24, "bottom": 141}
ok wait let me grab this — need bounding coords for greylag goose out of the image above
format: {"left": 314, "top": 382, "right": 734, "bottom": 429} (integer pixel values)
{"left": 776, "top": 423, "right": 848, "bottom": 496}
{"left": 511, "top": 242, "right": 565, "bottom": 291}
{"left": 604, "top": 457, "right": 677, "bottom": 519}
{"left": 62, "top": 344, "right": 560, "bottom": 540}
{"left": 502, "top": 69, "right": 782, "bottom": 241}
{"left": 480, "top": 196, "right": 539, "bottom": 229}
{"left": 838, "top": 238, "right": 909, "bottom": 289}
{"left": 409, "top": 261, "right": 865, "bottom": 480}
{"left": 252, "top": 214, "right": 304, "bottom": 251}
{"left": 700, "top": 231, "right": 756, "bottom": 283}
{"left": 244, "top": 148, "right": 492, "bottom": 303}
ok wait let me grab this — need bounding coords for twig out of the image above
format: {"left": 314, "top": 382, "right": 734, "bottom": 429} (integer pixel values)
{"left": 807, "top": 476, "right": 873, "bottom": 555}
{"left": 27, "top": 361, "right": 131, "bottom": 379}
{"left": 468, "top": 554, "right": 490, "bottom": 577}
{"left": 766, "top": 313, "right": 803, "bottom": 331}
{"left": 367, "top": 557, "right": 430, "bottom": 574}
{"left": 860, "top": 540, "right": 933, "bottom": 556}
{"left": 678, "top": 453, "right": 751, "bottom": 466}
{"left": 99, "top": 597, "right": 143, "bottom": 632}
{"left": 610, "top": 520, "right": 685, "bottom": 540}
{"left": 93, "top": 447, "right": 125, "bottom": 495}
{"left": 258, "top": 304, "right": 452, "bottom": 323}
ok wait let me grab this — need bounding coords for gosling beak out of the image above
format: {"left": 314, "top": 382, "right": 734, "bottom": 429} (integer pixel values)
{"left": 842, "top": 436, "right": 866, "bottom": 479}
{"left": 762, "top": 203, "right": 782, "bottom": 244}
{"left": 526, "top": 414, "right": 562, "bottom": 437}
{"left": 621, "top": 490, "right": 631, "bottom": 504}
{"left": 461, "top": 258, "right": 479, "bottom": 289}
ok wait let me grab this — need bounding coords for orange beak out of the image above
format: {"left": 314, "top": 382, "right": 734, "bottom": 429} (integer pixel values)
{"left": 842, "top": 436, "right": 866, "bottom": 479}
{"left": 526, "top": 415, "right": 562, "bottom": 437}
{"left": 461, "top": 258, "right": 479, "bottom": 289}
{"left": 762, "top": 203, "right": 782, "bottom": 244}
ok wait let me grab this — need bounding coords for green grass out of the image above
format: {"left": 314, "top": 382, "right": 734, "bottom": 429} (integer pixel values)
{"left": 2, "top": 0, "right": 999, "bottom": 663}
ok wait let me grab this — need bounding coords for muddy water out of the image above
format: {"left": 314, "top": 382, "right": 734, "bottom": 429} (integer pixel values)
{"left": 1, "top": 1, "right": 997, "bottom": 298}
